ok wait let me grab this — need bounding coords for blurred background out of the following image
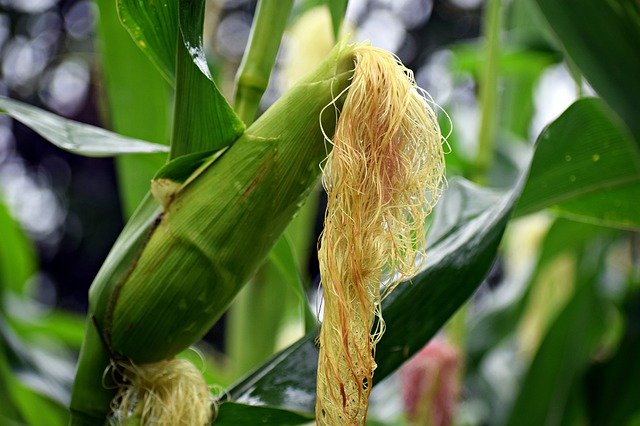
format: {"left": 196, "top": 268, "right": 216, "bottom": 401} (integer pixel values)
{"left": 0, "top": 0, "right": 637, "bottom": 425}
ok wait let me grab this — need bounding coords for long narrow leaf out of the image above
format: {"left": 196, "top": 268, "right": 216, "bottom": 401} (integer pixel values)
{"left": 326, "top": 0, "right": 348, "bottom": 39}
{"left": 0, "top": 97, "right": 169, "bottom": 157}
{"left": 505, "top": 248, "right": 608, "bottom": 426}
{"left": 0, "top": 201, "right": 36, "bottom": 297}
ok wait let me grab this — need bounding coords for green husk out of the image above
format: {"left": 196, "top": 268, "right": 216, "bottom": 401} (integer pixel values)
{"left": 70, "top": 41, "right": 356, "bottom": 423}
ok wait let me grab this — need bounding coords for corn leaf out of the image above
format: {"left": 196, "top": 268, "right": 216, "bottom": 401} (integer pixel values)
{"left": 152, "top": 149, "right": 227, "bottom": 185}
{"left": 117, "top": 0, "right": 244, "bottom": 157}
{"left": 0, "top": 201, "right": 36, "bottom": 297}
{"left": 0, "top": 319, "right": 73, "bottom": 426}
{"left": 215, "top": 402, "right": 313, "bottom": 426}
{"left": 6, "top": 300, "right": 85, "bottom": 349}
{"left": 466, "top": 218, "right": 613, "bottom": 370}
{"left": 327, "top": 0, "right": 348, "bottom": 39}
{"left": 117, "top": 0, "right": 179, "bottom": 83}
{"left": 266, "top": 235, "right": 310, "bottom": 320}
{"left": 96, "top": 0, "right": 170, "bottom": 217}
{"left": 534, "top": 0, "right": 640, "bottom": 142}
{"left": 585, "top": 291, "right": 640, "bottom": 426}
{"left": 173, "top": 0, "right": 245, "bottom": 157}
{"left": 0, "top": 96, "right": 169, "bottom": 157}
{"left": 515, "top": 98, "right": 640, "bottom": 229}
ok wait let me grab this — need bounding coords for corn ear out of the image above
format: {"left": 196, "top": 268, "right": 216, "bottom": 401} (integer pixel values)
{"left": 70, "top": 41, "right": 357, "bottom": 423}
{"left": 105, "top": 42, "right": 355, "bottom": 361}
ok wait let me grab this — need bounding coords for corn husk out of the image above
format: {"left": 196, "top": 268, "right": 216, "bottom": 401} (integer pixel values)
{"left": 71, "top": 41, "right": 357, "bottom": 424}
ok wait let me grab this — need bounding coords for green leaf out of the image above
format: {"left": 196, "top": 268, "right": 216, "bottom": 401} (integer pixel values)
{"left": 172, "top": 0, "right": 245, "bottom": 157}
{"left": 215, "top": 402, "right": 313, "bottom": 426}
{"left": 533, "top": 0, "right": 640, "bottom": 142}
{"left": 516, "top": 98, "right": 640, "bottom": 229}
{"left": 96, "top": 0, "right": 171, "bottom": 217}
{"left": 452, "top": 43, "right": 557, "bottom": 78}
{"left": 152, "top": 149, "right": 227, "bottom": 185}
{"left": 550, "top": 184, "right": 640, "bottom": 230}
{"left": 0, "top": 96, "right": 169, "bottom": 157}
{"left": 505, "top": 247, "right": 609, "bottom": 426}
{"left": 117, "top": 0, "right": 179, "bottom": 83}
{"left": 224, "top": 177, "right": 519, "bottom": 415}
{"left": 0, "top": 201, "right": 36, "bottom": 297}
{"left": 327, "top": 0, "right": 348, "bottom": 39}
{"left": 267, "top": 234, "right": 317, "bottom": 330}
{"left": 118, "top": 0, "right": 245, "bottom": 158}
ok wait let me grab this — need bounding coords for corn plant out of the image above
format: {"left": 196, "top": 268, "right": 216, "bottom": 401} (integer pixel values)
{"left": 0, "top": 0, "right": 638, "bottom": 425}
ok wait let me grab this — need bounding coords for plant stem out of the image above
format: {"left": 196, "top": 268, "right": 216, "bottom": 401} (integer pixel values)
{"left": 234, "top": 0, "right": 294, "bottom": 124}
{"left": 229, "top": 0, "right": 318, "bottom": 375}
{"left": 475, "top": 0, "right": 502, "bottom": 183}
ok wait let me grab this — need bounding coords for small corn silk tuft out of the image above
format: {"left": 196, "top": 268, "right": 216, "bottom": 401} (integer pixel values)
{"left": 315, "top": 44, "right": 446, "bottom": 425}
{"left": 110, "top": 358, "right": 214, "bottom": 425}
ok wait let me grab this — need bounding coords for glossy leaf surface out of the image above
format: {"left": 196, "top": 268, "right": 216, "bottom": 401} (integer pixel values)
{"left": 0, "top": 97, "right": 169, "bottom": 157}
{"left": 516, "top": 98, "right": 640, "bottom": 229}
{"left": 505, "top": 248, "right": 608, "bottom": 426}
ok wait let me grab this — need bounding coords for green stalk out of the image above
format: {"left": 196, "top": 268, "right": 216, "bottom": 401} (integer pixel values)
{"left": 233, "top": 0, "right": 294, "bottom": 124}
{"left": 68, "top": 320, "right": 113, "bottom": 425}
{"left": 475, "top": 0, "right": 502, "bottom": 183}
{"left": 228, "top": 0, "right": 298, "bottom": 375}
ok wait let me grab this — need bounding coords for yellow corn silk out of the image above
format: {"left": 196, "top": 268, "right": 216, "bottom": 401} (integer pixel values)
{"left": 315, "top": 45, "right": 446, "bottom": 425}
{"left": 110, "top": 358, "right": 212, "bottom": 426}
